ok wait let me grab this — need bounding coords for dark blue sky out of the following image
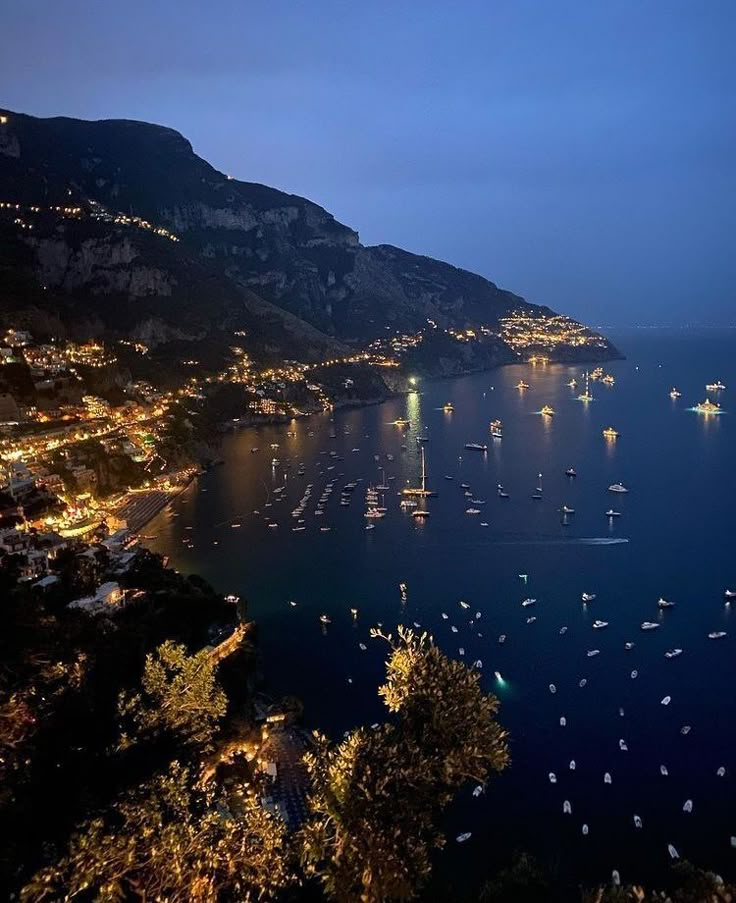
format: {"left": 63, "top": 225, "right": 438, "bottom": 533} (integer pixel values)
{"left": 3, "top": 1, "right": 735, "bottom": 326}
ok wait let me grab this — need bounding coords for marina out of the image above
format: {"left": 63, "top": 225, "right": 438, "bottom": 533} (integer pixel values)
{"left": 146, "top": 329, "right": 735, "bottom": 889}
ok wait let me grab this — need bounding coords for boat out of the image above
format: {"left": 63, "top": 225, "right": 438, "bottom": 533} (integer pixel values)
{"left": 587, "top": 649, "right": 600, "bottom": 657}
{"left": 365, "top": 523, "right": 375, "bottom": 530}
{"left": 665, "top": 649, "right": 683, "bottom": 658}
{"left": 705, "top": 380, "right": 726, "bottom": 391}
{"left": 605, "top": 509, "right": 621, "bottom": 517}
{"left": 669, "top": 387, "right": 681, "bottom": 399}
{"left": 271, "top": 457, "right": 280, "bottom": 467}
{"left": 460, "top": 483, "right": 471, "bottom": 489}
{"left": 657, "top": 597, "right": 675, "bottom": 609}
{"left": 412, "top": 509, "right": 430, "bottom": 519}
{"left": 601, "top": 374, "right": 615, "bottom": 386}
{"left": 498, "top": 634, "right": 506, "bottom": 644}
{"left": 400, "top": 498, "right": 418, "bottom": 509}
{"left": 582, "top": 592, "right": 596, "bottom": 602}
{"left": 466, "top": 508, "right": 482, "bottom": 515}
{"left": 561, "top": 505, "right": 575, "bottom": 514}
{"left": 602, "top": 426, "right": 619, "bottom": 439}
{"left": 464, "top": 442, "right": 488, "bottom": 452}
{"left": 608, "top": 482, "right": 628, "bottom": 493}
{"left": 392, "top": 418, "right": 411, "bottom": 427}
{"left": 624, "top": 642, "right": 635, "bottom": 650}
{"left": 498, "top": 487, "right": 510, "bottom": 498}
{"left": 577, "top": 371, "right": 593, "bottom": 402}
{"left": 490, "top": 419, "right": 503, "bottom": 438}
{"left": 521, "top": 598, "right": 536, "bottom": 607}
{"left": 444, "top": 475, "right": 454, "bottom": 481}
{"left": 593, "top": 620, "right": 608, "bottom": 629}
{"left": 708, "top": 631, "right": 727, "bottom": 639}
{"left": 540, "top": 405, "right": 555, "bottom": 416}
{"left": 401, "top": 446, "right": 436, "bottom": 497}
{"left": 724, "top": 589, "right": 736, "bottom": 598}
{"left": 516, "top": 380, "right": 530, "bottom": 390}
{"left": 591, "top": 367, "right": 604, "bottom": 380}
{"left": 694, "top": 398, "right": 722, "bottom": 414}
{"left": 443, "top": 402, "right": 455, "bottom": 413}
{"left": 531, "top": 472, "right": 543, "bottom": 500}
{"left": 565, "top": 467, "right": 577, "bottom": 477}
{"left": 641, "top": 621, "right": 660, "bottom": 631}
{"left": 364, "top": 509, "right": 385, "bottom": 519}
{"left": 250, "top": 447, "right": 259, "bottom": 453}
{"left": 567, "top": 378, "right": 578, "bottom": 388}
{"left": 319, "top": 614, "right": 331, "bottom": 624}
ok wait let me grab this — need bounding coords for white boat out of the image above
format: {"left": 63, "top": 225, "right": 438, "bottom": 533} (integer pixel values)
{"left": 606, "top": 509, "right": 621, "bottom": 517}
{"left": 669, "top": 388, "right": 681, "bottom": 399}
{"left": 464, "top": 442, "right": 488, "bottom": 452}
{"left": 634, "top": 815, "right": 643, "bottom": 829}
{"left": 658, "top": 597, "right": 675, "bottom": 609}
{"left": 563, "top": 800, "right": 572, "bottom": 814}
{"left": 465, "top": 508, "right": 482, "bottom": 515}
{"left": 683, "top": 799, "right": 693, "bottom": 813}
{"left": 680, "top": 725, "right": 691, "bottom": 735}
{"left": 705, "top": 380, "right": 726, "bottom": 391}
{"left": 660, "top": 765, "right": 669, "bottom": 776}
{"left": 456, "top": 833, "right": 472, "bottom": 843}
{"left": 619, "top": 739, "right": 628, "bottom": 751}
{"left": 624, "top": 641, "right": 635, "bottom": 650}
{"left": 668, "top": 845, "right": 680, "bottom": 860}
{"left": 592, "top": 620, "right": 608, "bottom": 629}
{"left": 608, "top": 482, "right": 628, "bottom": 493}
{"left": 521, "top": 598, "right": 537, "bottom": 607}
{"left": 582, "top": 592, "right": 596, "bottom": 602}
{"left": 604, "top": 772, "right": 612, "bottom": 784}
{"left": 561, "top": 505, "right": 575, "bottom": 514}
{"left": 665, "top": 649, "right": 683, "bottom": 658}
{"left": 641, "top": 622, "right": 660, "bottom": 630}
{"left": 587, "top": 649, "right": 600, "bottom": 657}
{"left": 724, "top": 589, "right": 736, "bottom": 598}
{"left": 498, "top": 634, "right": 506, "bottom": 644}
{"left": 708, "top": 631, "right": 727, "bottom": 639}
{"left": 661, "top": 696, "right": 671, "bottom": 706}
{"left": 319, "top": 614, "right": 331, "bottom": 624}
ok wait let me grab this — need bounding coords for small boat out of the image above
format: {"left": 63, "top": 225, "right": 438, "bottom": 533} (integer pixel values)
{"left": 561, "top": 505, "right": 575, "bottom": 514}
{"left": 708, "top": 631, "right": 727, "bottom": 639}
{"left": 657, "top": 597, "right": 675, "bottom": 609}
{"left": 602, "top": 426, "right": 619, "bottom": 439}
{"left": 680, "top": 725, "right": 691, "bottom": 735}
{"left": 250, "top": 447, "right": 259, "bottom": 453}
{"left": 319, "top": 614, "right": 331, "bottom": 624}
{"left": 592, "top": 620, "right": 608, "bottom": 629}
{"left": 608, "top": 482, "right": 628, "bottom": 493}
{"left": 724, "top": 589, "right": 736, "bottom": 598}
{"left": 683, "top": 799, "right": 693, "bottom": 813}
{"left": 665, "top": 649, "right": 683, "bottom": 659}
{"left": 456, "top": 833, "right": 472, "bottom": 843}
{"left": 400, "top": 498, "right": 418, "bottom": 509}
{"left": 540, "top": 405, "right": 555, "bottom": 417}
{"left": 669, "top": 387, "right": 681, "bottom": 399}
{"left": 634, "top": 815, "right": 643, "bottom": 829}
{"left": 443, "top": 402, "right": 455, "bottom": 413}
{"left": 582, "top": 593, "right": 596, "bottom": 602}
{"left": 605, "top": 509, "right": 621, "bottom": 517}
{"left": 694, "top": 398, "right": 721, "bottom": 414}
{"left": 521, "top": 598, "right": 536, "bottom": 607}
{"left": 490, "top": 419, "right": 503, "bottom": 439}
{"left": 444, "top": 474, "right": 454, "bottom": 481}
{"left": 705, "top": 380, "right": 726, "bottom": 391}
{"left": 412, "top": 509, "right": 430, "bottom": 519}
{"left": 563, "top": 800, "right": 572, "bottom": 814}
{"left": 587, "top": 649, "right": 601, "bottom": 657}
{"left": 619, "top": 739, "right": 628, "bottom": 751}
{"left": 393, "top": 418, "right": 411, "bottom": 427}
{"left": 464, "top": 442, "right": 488, "bottom": 452}
{"left": 565, "top": 467, "right": 577, "bottom": 477}
{"left": 516, "top": 380, "right": 530, "bottom": 390}
{"left": 602, "top": 374, "right": 615, "bottom": 386}
{"left": 466, "top": 508, "right": 482, "bottom": 515}
{"left": 567, "top": 379, "right": 578, "bottom": 388}
{"left": 660, "top": 765, "right": 669, "bottom": 776}
{"left": 661, "top": 696, "right": 671, "bottom": 706}
{"left": 641, "top": 621, "right": 660, "bottom": 630}
{"left": 498, "top": 634, "right": 506, "bottom": 644}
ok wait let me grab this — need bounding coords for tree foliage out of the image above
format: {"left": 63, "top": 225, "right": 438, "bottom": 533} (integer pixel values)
{"left": 299, "top": 627, "right": 509, "bottom": 902}
{"left": 21, "top": 762, "right": 294, "bottom": 903}
{"left": 119, "top": 640, "right": 228, "bottom": 748}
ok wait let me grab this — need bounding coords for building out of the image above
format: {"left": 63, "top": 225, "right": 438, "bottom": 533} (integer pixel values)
{"left": 68, "top": 581, "right": 124, "bottom": 615}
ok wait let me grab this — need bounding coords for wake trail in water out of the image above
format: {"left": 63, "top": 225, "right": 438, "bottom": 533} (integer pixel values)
{"left": 487, "top": 537, "right": 629, "bottom": 547}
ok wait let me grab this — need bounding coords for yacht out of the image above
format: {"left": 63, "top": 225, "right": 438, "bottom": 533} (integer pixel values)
{"left": 412, "top": 508, "right": 430, "bottom": 519}
{"left": 540, "top": 405, "right": 555, "bottom": 416}
{"left": 593, "top": 620, "right": 608, "bottom": 629}
{"left": 641, "top": 621, "right": 660, "bottom": 631}
{"left": 393, "top": 418, "right": 411, "bottom": 427}
{"left": 443, "top": 402, "right": 455, "bottom": 413}
{"left": 657, "top": 597, "right": 676, "bottom": 609}
{"left": 705, "top": 380, "right": 726, "bottom": 391}
{"left": 602, "top": 426, "right": 619, "bottom": 439}
{"left": 565, "top": 467, "right": 577, "bottom": 477}
{"left": 401, "top": 446, "right": 436, "bottom": 497}
{"left": 464, "top": 442, "right": 488, "bottom": 452}
{"left": 465, "top": 507, "right": 482, "bottom": 515}
{"left": 516, "top": 380, "right": 530, "bottom": 390}
{"left": 521, "top": 598, "right": 536, "bottom": 607}
{"left": 665, "top": 649, "right": 683, "bottom": 659}
{"left": 400, "top": 498, "right": 418, "bottom": 509}
{"left": 581, "top": 593, "right": 596, "bottom": 602}
{"left": 724, "top": 589, "right": 736, "bottom": 598}
{"left": 490, "top": 419, "right": 503, "bottom": 439}
{"left": 605, "top": 509, "right": 621, "bottom": 517}
{"left": 708, "top": 631, "right": 727, "bottom": 639}
{"left": 608, "top": 482, "right": 628, "bottom": 493}
{"left": 669, "top": 387, "right": 681, "bottom": 399}
{"left": 567, "top": 378, "right": 578, "bottom": 388}
{"left": 591, "top": 367, "right": 604, "bottom": 380}
{"left": 577, "top": 371, "right": 594, "bottom": 402}
{"left": 694, "top": 398, "right": 721, "bottom": 414}
{"left": 602, "top": 374, "right": 615, "bottom": 385}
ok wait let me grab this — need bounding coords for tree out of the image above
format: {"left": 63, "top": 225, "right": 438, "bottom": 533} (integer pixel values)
{"left": 21, "top": 762, "right": 295, "bottom": 903}
{"left": 118, "top": 641, "right": 227, "bottom": 748}
{"left": 300, "top": 627, "right": 509, "bottom": 902}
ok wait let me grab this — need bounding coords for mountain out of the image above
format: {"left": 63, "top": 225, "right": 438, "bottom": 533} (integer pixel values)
{"left": 0, "top": 108, "right": 617, "bottom": 379}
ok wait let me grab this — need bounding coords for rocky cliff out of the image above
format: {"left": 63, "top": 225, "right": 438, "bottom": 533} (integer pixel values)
{"left": 0, "top": 107, "right": 618, "bottom": 374}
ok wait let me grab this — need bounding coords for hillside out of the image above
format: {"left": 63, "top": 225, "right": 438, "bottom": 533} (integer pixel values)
{"left": 0, "top": 108, "right": 618, "bottom": 380}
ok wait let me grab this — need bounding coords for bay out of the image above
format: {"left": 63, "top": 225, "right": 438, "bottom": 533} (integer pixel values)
{"left": 148, "top": 328, "right": 736, "bottom": 891}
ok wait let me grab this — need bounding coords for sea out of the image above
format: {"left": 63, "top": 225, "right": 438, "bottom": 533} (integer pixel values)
{"left": 147, "top": 328, "right": 736, "bottom": 893}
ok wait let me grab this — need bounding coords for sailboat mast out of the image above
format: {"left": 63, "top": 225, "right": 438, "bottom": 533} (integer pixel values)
{"left": 421, "top": 446, "right": 426, "bottom": 492}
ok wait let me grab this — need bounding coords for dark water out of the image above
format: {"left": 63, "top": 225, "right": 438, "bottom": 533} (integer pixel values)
{"left": 149, "top": 329, "right": 736, "bottom": 890}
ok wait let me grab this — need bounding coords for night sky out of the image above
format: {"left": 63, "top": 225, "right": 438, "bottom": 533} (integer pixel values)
{"left": 3, "top": 1, "right": 734, "bottom": 326}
